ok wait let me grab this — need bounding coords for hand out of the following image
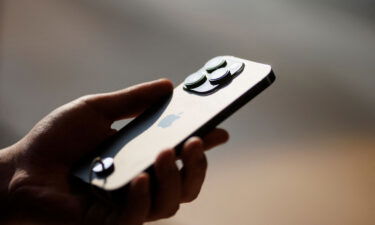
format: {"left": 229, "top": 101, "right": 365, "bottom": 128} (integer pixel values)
{"left": 0, "top": 79, "right": 229, "bottom": 225}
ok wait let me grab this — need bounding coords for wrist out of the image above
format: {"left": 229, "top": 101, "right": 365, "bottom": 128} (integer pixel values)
{"left": 0, "top": 146, "right": 16, "bottom": 202}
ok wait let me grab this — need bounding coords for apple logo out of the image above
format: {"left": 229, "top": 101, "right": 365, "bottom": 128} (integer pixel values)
{"left": 158, "top": 112, "right": 183, "bottom": 128}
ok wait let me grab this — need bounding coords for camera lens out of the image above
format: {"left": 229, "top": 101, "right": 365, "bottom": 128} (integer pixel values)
{"left": 229, "top": 62, "right": 245, "bottom": 77}
{"left": 184, "top": 71, "right": 207, "bottom": 88}
{"left": 185, "top": 79, "right": 219, "bottom": 94}
{"left": 204, "top": 57, "right": 227, "bottom": 73}
{"left": 207, "top": 68, "right": 231, "bottom": 84}
{"left": 92, "top": 157, "right": 114, "bottom": 176}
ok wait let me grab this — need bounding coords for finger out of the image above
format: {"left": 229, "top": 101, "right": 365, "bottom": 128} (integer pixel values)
{"left": 84, "top": 202, "right": 112, "bottom": 225}
{"left": 115, "top": 173, "right": 151, "bottom": 225}
{"left": 201, "top": 128, "right": 229, "bottom": 151}
{"left": 180, "top": 137, "right": 207, "bottom": 203}
{"left": 80, "top": 79, "right": 173, "bottom": 121}
{"left": 148, "top": 150, "right": 181, "bottom": 221}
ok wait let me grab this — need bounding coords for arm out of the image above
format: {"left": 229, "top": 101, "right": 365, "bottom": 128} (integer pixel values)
{"left": 0, "top": 147, "right": 15, "bottom": 219}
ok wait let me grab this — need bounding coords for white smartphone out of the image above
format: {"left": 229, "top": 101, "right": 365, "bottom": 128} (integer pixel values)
{"left": 74, "top": 55, "right": 276, "bottom": 191}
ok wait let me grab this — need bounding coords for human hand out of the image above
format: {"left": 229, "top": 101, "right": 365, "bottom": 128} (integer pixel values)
{"left": 0, "top": 79, "right": 229, "bottom": 225}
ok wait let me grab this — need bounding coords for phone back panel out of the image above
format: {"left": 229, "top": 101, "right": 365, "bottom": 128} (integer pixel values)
{"left": 74, "top": 56, "right": 275, "bottom": 190}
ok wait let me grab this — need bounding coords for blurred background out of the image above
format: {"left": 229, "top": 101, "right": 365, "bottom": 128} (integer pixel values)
{"left": 1, "top": 0, "right": 374, "bottom": 224}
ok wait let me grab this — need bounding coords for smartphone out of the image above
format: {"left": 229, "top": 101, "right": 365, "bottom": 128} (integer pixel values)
{"left": 74, "top": 56, "right": 275, "bottom": 191}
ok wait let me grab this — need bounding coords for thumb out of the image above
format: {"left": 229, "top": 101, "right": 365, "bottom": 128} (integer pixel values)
{"left": 18, "top": 79, "right": 173, "bottom": 165}
{"left": 80, "top": 78, "right": 173, "bottom": 122}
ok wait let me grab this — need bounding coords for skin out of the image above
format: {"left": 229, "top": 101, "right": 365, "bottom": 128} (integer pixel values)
{"left": 0, "top": 79, "right": 229, "bottom": 225}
